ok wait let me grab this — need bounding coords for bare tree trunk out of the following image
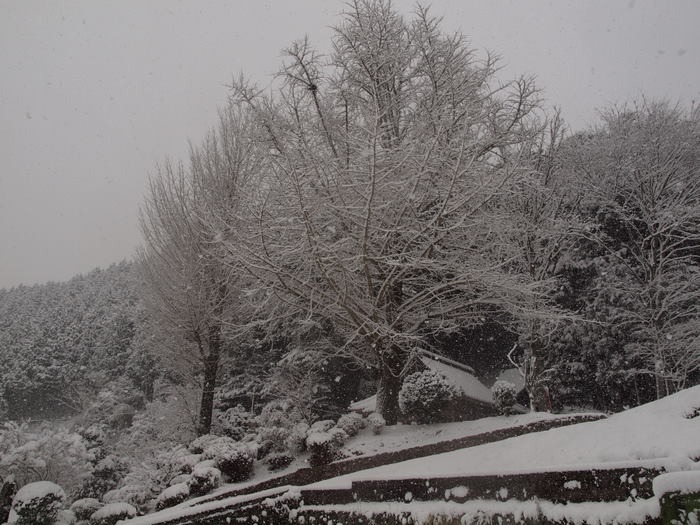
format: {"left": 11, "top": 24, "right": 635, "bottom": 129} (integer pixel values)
{"left": 375, "top": 345, "right": 404, "bottom": 425}
{"left": 197, "top": 328, "right": 221, "bottom": 436}
{"left": 525, "top": 340, "right": 551, "bottom": 412}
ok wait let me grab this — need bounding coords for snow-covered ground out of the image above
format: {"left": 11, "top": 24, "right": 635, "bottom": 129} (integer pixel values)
{"left": 341, "top": 411, "right": 583, "bottom": 458}
{"left": 308, "top": 385, "right": 700, "bottom": 490}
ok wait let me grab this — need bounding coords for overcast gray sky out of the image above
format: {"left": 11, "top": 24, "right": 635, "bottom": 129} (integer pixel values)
{"left": 1, "top": 0, "right": 699, "bottom": 288}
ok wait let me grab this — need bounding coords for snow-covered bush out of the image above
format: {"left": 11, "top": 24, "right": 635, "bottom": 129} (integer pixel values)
{"left": 255, "top": 399, "right": 305, "bottom": 429}
{"left": 366, "top": 412, "right": 385, "bottom": 435}
{"left": 115, "top": 392, "right": 198, "bottom": 460}
{"left": 88, "top": 502, "right": 137, "bottom": 525}
{"left": 202, "top": 438, "right": 256, "bottom": 482}
{"left": 308, "top": 420, "right": 335, "bottom": 433}
{"left": 213, "top": 405, "right": 255, "bottom": 441}
{"left": 187, "top": 434, "right": 220, "bottom": 455}
{"left": 256, "top": 426, "right": 289, "bottom": 457}
{"left": 115, "top": 446, "right": 185, "bottom": 504}
{"left": 9, "top": 481, "right": 66, "bottom": 525}
{"left": 168, "top": 474, "right": 190, "bottom": 486}
{"left": 101, "top": 484, "right": 150, "bottom": 512}
{"left": 174, "top": 454, "right": 202, "bottom": 475}
{"left": 192, "top": 459, "right": 216, "bottom": 470}
{"left": 336, "top": 413, "right": 364, "bottom": 437}
{"left": 69, "top": 498, "right": 102, "bottom": 521}
{"left": 492, "top": 380, "right": 518, "bottom": 416}
{"left": 399, "top": 370, "right": 463, "bottom": 424}
{"left": 54, "top": 509, "right": 76, "bottom": 525}
{"left": 265, "top": 452, "right": 294, "bottom": 471}
{"left": 186, "top": 466, "right": 221, "bottom": 497}
{"left": 0, "top": 422, "right": 93, "bottom": 494}
{"left": 329, "top": 427, "right": 348, "bottom": 447}
{"left": 284, "top": 422, "right": 310, "bottom": 453}
{"left": 155, "top": 483, "right": 190, "bottom": 511}
{"left": 75, "top": 454, "right": 129, "bottom": 500}
{"left": 306, "top": 432, "right": 338, "bottom": 468}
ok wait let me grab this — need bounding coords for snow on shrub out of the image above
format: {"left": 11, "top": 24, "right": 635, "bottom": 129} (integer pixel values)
{"left": 265, "top": 452, "right": 294, "bottom": 471}
{"left": 256, "top": 426, "right": 289, "bottom": 456}
{"left": 155, "top": 482, "right": 190, "bottom": 511}
{"left": 70, "top": 498, "right": 102, "bottom": 521}
{"left": 255, "top": 399, "right": 304, "bottom": 429}
{"left": 187, "top": 434, "right": 220, "bottom": 455}
{"left": 174, "top": 453, "right": 202, "bottom": 475}
{"left": 54, "top": 509, "right": 76, "bottom": 525}
{"left": 89, "top": 502, "right": 137, "bottom": 525}
{"left": 202, "top": 438, "right": 256, "bottom": 482}
{"left": 168, "top": 474, "right": 190, "bottom": 486}
{"left": 9, "top": 481, "right": 66, "bottom": 525}
{"left": 308, "top": 420, "right": 335, "bottom": 433}
{"left": 366, "top": 412, "right": 385, "bottom": 435}
{"left": 186, "top": 466, "right": 221, "bottom": 497}
{"left": 336, "top": 412, "right": 364, "bottom": 437}
{"left": 213, "top": 405, "right": 255, "bottom": 441}
{"left": 492, "top": 380, "right": 518, "bottom": 416}
{"left": 192, "top": 459, "right": 216, "bottom": 470}
{"left": 306, "top": 432, "right": 338, "bottom": 468}
{"left": 0, "top": 422, "right": 93, "bottom": 495}
{"left": 284, "top": 422, "right": 310, "bottom": 453}
{"left": 329, "top": 427, "right": 348, "bottom": 447}
{"left": 101, "top": 484, "right": 150, "bottom": 511}
{"left": 399, "top": 370, "right": 463, "bottom": 424}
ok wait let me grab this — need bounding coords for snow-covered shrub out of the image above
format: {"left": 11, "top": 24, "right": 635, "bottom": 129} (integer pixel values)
{"left": 115, "top": 446, "right": 185, "bottom": 504}
{"left": 256, "top": 426, "right": 289, "bottom": 457}
{"left": 255, "top": 399, "right": 305, "bottom": 429}
{"left": 492, "top": 380, "right": 518, "bottom": 416}
{"left": 101, "top": 484, "right": 150, "bottom": 512}
{"left": 188, "top": 434, "right": 220, "bottom": 455}
{"left": 70, "top": 498, "right": 102, "bottom": 521}
{"left": 192, "top": 459, "right": 216, "bottom": 470}
{"left": 336, "top": 412, "right": 364, "bottom": 437}
{"left": 284, "top": 422, "right": 310, "bottom": 454}
{"left": 168, "top": 474, "right": 190, "bottom": 486}
{"left": 201, "top": 438, "right": 256, "bottom": 482}
{"left": 9, "top": 481, "right": 66, "bottom": 525}
{"left": 174, "top": 454, "right": 202, "bottom": 475}
{"left": 54, "top": 509, "right": 76, "bottom": 525}
{"left": 213, "top": 405, "right": 255, "bottom": 441}
{"left": 329, "top": 427, "right": 348, "bottom": 447}
{"left": 186, "top": 466, "right": 221, "bottom": 497}
{"left": 115, "top": 393, "right": 198, "bottom": 460}
{"left": 308, "top": 420, "right": 335, "bottom": 433}
{"left": 366, "top": 412, "right": 385, "bottom": 435}
{"left": 399, "top": 370, "right": 463, "bottom": 424}
{"left": 154, "top": 483, "right": 190, "bottom": 511}
{"left": 0, "top": 422, "right": 93, "bottom": 494}
{"left": 88, "top": 502, "right": 137, "bottom": 525}
{"left": 75, "top": 454, "right": 129, "bottom": 500}
{"left": 265, "top": 452, "right": 294, "bottom": 471}
{"left": 306, "top": 432, "right": 338, "bottom": 468}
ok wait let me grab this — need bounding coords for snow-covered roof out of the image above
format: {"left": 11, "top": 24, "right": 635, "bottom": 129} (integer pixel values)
{"left": 349, "top": 357, "right": 494, "bottom": 413}
{"left": 495, "top": 368, "right": 525, "bottom": 393}
{"left": 421, "top": 356, "right": 493, "bottom": 404}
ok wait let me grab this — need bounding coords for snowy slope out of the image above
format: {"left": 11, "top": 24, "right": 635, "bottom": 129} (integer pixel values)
{"left": 310, "top": 385, "right": 700, "bottom": 489}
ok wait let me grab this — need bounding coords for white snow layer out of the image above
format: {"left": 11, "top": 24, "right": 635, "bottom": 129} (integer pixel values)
{"left": 653, "top": 470, "right": 700, "bottom": 497}
{"left": 309, "top": 385, "right": 700, "bottom": 489}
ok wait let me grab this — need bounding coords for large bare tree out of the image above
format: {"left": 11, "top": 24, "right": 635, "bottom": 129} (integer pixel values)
{"left": 229, "top": 1, "right": 555, "bottom": 423}
{"left": 138, "top": 105, "right": 257, "bottom": 434}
